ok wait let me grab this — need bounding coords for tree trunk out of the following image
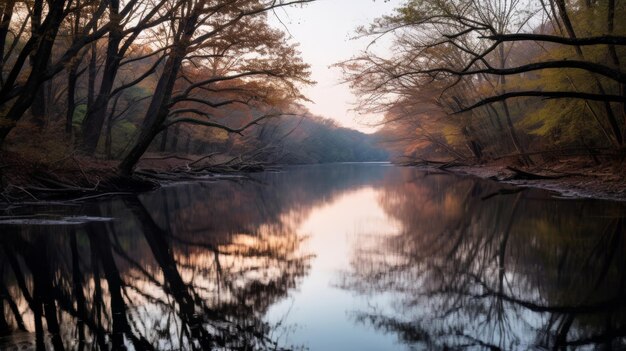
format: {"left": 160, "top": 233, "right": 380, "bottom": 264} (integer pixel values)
{"left": 607, "top": 0, "right": 626, "bottom": 149}
{"left": 118, "top": 44, "right": 188, "bottom": 174}
{"left": 81, "top": 0, "right": 122, "bottom": 154}
{"left": 29, "top": 0, "right": 47, "bottom": 128}
{"left": 105, "top": 117, "right": 113, "bottom": 159}
{"left": 0, "top": 0, "right": 67, "bottom": 144}
{"left": 0, "top": 0, "right": 15, "bottom": 73}
{"left": 66, "top": 62, "right": 79, "bottom": 135}
{"left": 498, "top": 45, "right": 532, "bottom": 165}
{"left": 87, "top": 42, "right": 97, "bottom": 110}
{"left": 554, "top": 0, "right": 623, "bottom": 146}
{"left": 30, "top": 87, "right": 47, "bottom": 128}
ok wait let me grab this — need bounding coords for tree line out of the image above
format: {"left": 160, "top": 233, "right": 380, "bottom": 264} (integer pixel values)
{"left": 340, "top": 0, "right": 626, "bottom": 166}
{"left": 155, "top": 105, "right": 388, "bottom": 165}
{"left": 0, "top": 0, "right": 315, "bottom": 175}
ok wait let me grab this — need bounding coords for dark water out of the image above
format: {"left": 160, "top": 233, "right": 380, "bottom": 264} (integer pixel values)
{"left": 1, "top": 163, "right": 625, "bottom": 350}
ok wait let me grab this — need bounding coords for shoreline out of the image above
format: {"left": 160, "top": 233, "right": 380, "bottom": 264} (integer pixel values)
{"left": 2, "top": 156, "right": 625, "bottom": 205}
{"left": 433, "top": 163, "right": 626, "bottom": 202}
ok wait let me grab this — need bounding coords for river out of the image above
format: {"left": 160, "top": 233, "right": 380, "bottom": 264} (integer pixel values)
{"left": 1, "top": 163, "right": 625, "bottom": 350}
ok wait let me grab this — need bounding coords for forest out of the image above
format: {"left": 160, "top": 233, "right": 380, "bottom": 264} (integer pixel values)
{"left": 341, "top": 0, "right": 626, "bottom": 171}
{"left": 0, "top": 0, "right": 625, "bottom": 198}
{"left": 1, "top": 1, "right": 626, "bottom": 349}
{"left": 0, "top": 0, "right": 387, "bottom": 200}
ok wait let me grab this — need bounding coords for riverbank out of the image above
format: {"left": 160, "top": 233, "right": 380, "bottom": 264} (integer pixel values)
{"left": 3, "top": 149, "right": 624, "bottom": 203}
{"left": 428, "top": 160, "right": 626, "bottom": 202}
{"left": 0, "top": 151, "right": 268, "bottom": 203}
{"left": 0, "top": 151, "right": 159, "bottom": 203}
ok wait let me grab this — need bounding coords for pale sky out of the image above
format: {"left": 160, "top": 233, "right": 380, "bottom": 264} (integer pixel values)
{"left": 269, "top": 0, "right": 402, "bottom": 133}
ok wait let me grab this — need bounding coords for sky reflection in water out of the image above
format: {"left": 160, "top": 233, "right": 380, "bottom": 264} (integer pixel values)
{"left": 0, "top": 163, "right": 625, "bottom": 350}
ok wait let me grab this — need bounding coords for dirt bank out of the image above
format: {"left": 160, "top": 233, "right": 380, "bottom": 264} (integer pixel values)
{"left": 440, "top": 161, "right": 626, "bottom": 202}
{"left": 0, "top": 151, "right": 264, "bottom": 203}
{"left": 0, "top": 151, "right": 159, "bottom": 203}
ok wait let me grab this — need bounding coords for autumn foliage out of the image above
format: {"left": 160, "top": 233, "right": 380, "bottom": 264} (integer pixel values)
{"left": 340, "top": 0, "right": 626, "bottom": 166}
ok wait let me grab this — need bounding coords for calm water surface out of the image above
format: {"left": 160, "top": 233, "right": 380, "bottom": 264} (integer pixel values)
{"left": 1, "top": 163, "right": 625, "bottom": 350}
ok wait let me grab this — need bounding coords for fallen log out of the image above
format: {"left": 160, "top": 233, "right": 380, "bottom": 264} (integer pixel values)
{"left": 1, "top": 174, "right": 158, "bottom": 203}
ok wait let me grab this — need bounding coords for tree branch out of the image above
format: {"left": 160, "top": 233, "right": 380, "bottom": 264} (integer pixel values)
{"left": 455, "top": 91, "right": 625, "bottom": 113}
{"left": 161, "top": 113, "right": 282, "bottom": 135}
{"left": 485, "top": 33, "right": 626, "bottom": 46}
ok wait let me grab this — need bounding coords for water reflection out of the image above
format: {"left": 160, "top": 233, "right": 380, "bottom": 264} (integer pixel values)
{"left": 0, "top": 177, "right": 323, "bottom": 350}
{"left": 341, "top": 171, "right": 626, "bottom": 349}
{"left": 0, "top": 164, "right": 625, "bottom": 350}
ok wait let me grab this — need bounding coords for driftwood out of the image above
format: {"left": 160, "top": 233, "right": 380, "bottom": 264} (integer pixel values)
{"left": 141, "top": 154, "right": 194, "bottom": 162}
{"left": 134, "top": 169, "right": 219, "bottom": 181}
{"left": 158, "top": 146, "right": 279, "bottom": 177}
{"left": 1, "top": 171, "right": 157, "bottom": 204}
{"left": 504, "top": 167, "right": 568, "bottom": 180}
{"left": 187, "top": 152, "right": 221, "bottom": 168}
{"left": 134, "top": 149, "right": 278, "bottom": 183}
{"left": 396, "top": 156, "right": 467, "bottom": 168}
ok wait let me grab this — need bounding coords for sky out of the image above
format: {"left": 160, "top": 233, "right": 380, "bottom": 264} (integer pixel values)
{"left": 269, "top": 0, "right": 402, "bottom": 133}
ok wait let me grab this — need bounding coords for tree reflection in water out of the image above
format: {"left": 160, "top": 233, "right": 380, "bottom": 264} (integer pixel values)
{"left": 3, "top": 165, "right": 625, "bottom": 350}
{"left": 341, "top": 172, "right": 626, "bottom": 350}
{"left": 0, "top": 182, "right": 313, "bottom": 350}
{"left": 0, "top": 164, "right": 393, "bottom": 350}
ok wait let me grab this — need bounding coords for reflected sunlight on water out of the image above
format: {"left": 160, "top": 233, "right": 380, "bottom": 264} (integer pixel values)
{"left": 266, "top": 186, "right": 404, "bottom": 350}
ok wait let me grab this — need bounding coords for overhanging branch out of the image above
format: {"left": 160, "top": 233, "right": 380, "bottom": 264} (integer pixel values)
{"left": 485, "top": 33, "right": 626, "bottom": 46}
{"left": 161, "top": 113, "right": 282, "bottom": 135}
{"left": 455, "top": 91, "right": 624, "bottom": 113}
